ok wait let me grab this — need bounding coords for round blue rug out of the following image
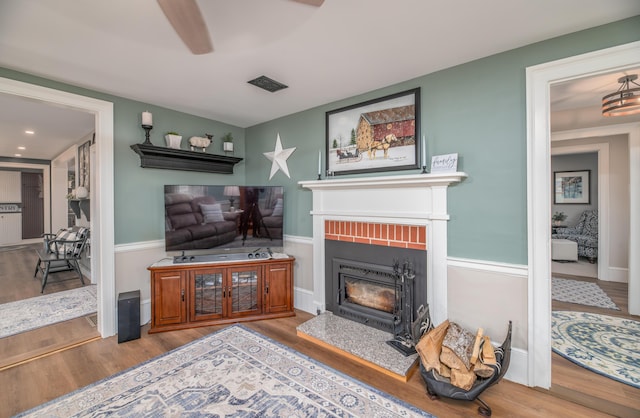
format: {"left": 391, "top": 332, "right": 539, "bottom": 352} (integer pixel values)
{"left": 552, "top": 311, "right": 640, "bottom": 388}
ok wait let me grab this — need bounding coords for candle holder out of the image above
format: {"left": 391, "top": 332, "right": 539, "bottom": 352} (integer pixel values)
{"left": 421, "top": 165, "right": 429, "bottom": 174}
{"left": 142, "top": 124, "right": 153, "bottom": 145}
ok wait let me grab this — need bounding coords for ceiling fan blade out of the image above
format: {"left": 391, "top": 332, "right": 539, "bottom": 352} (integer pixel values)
{"left": 291, "top": 0, "right": 325, "bottom": 6}
{"left": 157, "top": 0, "right": 213, "bottom": 55}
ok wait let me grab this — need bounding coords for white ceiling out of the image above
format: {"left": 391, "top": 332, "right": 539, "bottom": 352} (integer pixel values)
{"left": 1, "top": 0, "right": 639, "bottom": 160}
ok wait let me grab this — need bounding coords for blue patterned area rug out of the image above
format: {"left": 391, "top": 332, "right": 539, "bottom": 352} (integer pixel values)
{"left": 552, "top": 277, "right": 619, "bottom": 310}
{"left": 17, "top": 324, "right": 434, "bottom": 417}
{"left": 552, "top": 311, "right": 640, "bottom": 388}
{"left": 0, "top": 285, "right": 97, "bottom": 339}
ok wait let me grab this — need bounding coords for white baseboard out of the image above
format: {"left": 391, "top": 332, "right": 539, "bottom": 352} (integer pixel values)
{"left": 605, "top": 266, "right": 628, "bottom": 283}
{"left": 141, "top": 298, "right": 151, "bottom": 326}
{"left": 294, "top": 287, "right": 316, "bottom": 314}
{"left": 504, "top": 347, "right": 528, "bottom": 386}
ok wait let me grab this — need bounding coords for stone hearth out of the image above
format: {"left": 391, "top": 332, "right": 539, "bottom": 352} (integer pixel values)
{"left": 297, "top": 312, "right": 418, "bottom": 381}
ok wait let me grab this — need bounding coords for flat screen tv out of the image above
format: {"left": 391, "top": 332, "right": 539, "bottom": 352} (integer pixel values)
{"left": 164, "top": 185, "right": 284, "bottom": 254}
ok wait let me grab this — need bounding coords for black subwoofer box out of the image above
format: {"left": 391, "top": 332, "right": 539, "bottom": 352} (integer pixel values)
{"left": 118, "top": 290, "right": 141, "bottom": 343}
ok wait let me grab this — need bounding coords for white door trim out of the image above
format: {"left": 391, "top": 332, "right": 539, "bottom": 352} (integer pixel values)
{"left": 526, "top": 41, "right": 640, "bottom": 388}
{"left": 0, "top": 77, "right": 116, "bottom": 337}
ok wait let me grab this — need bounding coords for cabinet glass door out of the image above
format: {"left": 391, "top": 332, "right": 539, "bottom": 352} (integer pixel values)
{"left": 192, "top": 271, "right": 224, "bottom": 321}
{"left": 229, "top": 268, "right": 261, "bottom": 317}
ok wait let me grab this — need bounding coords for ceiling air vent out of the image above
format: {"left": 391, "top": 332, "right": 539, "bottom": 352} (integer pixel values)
{"left": 248, "top": 75, "right": 288, "bottom": 93}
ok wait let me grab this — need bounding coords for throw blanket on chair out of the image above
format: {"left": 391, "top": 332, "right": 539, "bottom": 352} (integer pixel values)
{"left": 552, "top": 209, "right": 598, "bottom": 262}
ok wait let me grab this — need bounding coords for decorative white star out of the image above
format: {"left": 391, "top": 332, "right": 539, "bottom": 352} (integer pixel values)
{"left": 263, "top": 133, "right": 296, "bottom": 180}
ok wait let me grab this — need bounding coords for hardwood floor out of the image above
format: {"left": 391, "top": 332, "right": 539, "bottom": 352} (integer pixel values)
{"left": 0, "top": 243, "right": 98, "bottom": 370}
{"left": 0, "top": 312, "right": 619, "bottom": 418}
{"left": 551, "top": 271, "right": 640, "bottom": 417}
{"left": 0, "top": 243, "right": 86, "bottom": 303}
{"left": 1, "top": 247, "right": 636, "bottom": 416}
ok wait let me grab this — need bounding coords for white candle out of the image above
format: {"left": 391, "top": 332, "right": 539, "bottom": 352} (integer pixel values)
{"left": 318, "top": 149, "right": 322, "bottom": 176}
{"left": 142, "top": 111, "right": 153, "bottom": 126}
{"left": 422, "top": 135, "right": 426, "bottom": 166}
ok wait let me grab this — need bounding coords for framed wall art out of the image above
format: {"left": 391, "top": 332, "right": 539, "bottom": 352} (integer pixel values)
{"left": 77, "top": 138, "right": 91, "bottom": 192}
{"left": 554, "top": 170, "right": 590, "bottom": 204}
{"left": 326, "top": 88, "right": 420, "bottom": 176}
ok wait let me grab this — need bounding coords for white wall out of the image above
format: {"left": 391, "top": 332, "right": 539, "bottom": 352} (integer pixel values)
{"left": 0, "top": 170, "right": 22, "bottom": 245}
{"left": 51, "top": 145, "right": 76, "bottom": 231}
{"left": 0, "top": 162, "right": 51, "bottom": 241}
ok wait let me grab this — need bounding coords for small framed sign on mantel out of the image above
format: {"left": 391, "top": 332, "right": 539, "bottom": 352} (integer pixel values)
{"left": 430, "top": 153, "right": 458, "bottom": 173}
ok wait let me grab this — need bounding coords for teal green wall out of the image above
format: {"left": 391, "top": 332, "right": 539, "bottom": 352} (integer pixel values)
{"left": 245, "top": 16, "right": 640, "bottom": 264}
{"left": 2, "top": 16, "right": 638, "bottom": 260}
{"left": 0, "top": 67, "right": 246, "bottom": 245}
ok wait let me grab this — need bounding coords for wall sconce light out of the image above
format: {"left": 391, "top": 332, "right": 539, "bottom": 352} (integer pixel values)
{"left": 602, "top": 74, "right": 640, "bottom": 117}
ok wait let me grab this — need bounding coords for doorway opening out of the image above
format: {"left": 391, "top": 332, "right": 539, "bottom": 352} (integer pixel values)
{"left": 526, "top": 40, "right": 640, "bottom": 391}
{"left": 0, "top": 76, "right": 116, "bottom": 338}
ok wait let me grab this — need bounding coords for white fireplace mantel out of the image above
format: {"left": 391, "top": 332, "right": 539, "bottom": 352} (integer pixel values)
{"left": 299, "top": 172, "right": 466, "bottom": 325}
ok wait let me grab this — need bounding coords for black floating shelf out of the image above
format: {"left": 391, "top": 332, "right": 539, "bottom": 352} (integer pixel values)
{"left": 130, "top": 143, "right": 243, "bottom": 174}
{"left": 69, "top": 199, "right": 90, "bottom": 221}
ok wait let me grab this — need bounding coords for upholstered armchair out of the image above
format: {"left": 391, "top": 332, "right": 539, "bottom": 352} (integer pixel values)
{"left": 552, "top": 209, "right": 598, "bottom": 263}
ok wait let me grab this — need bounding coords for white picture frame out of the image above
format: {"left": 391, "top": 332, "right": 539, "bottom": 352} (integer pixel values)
{"left": 430, "top": 153, "right": 458, "bottom": 173}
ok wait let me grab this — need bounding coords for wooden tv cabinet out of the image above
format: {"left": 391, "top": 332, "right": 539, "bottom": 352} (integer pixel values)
{"left": 148, "top": 256, "right": 295, "bottom": 333}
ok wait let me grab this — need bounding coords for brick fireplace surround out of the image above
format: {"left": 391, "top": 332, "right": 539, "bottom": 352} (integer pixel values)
{"left": 300, "top": 172, "right": 466, "bottom": 326}
{"left": 325, "top": 220, "right": 427, "bottom": 250}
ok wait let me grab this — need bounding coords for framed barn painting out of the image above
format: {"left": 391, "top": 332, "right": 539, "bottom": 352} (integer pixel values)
{"left": 326, "top": 88, "right": 420, "bottom": 176}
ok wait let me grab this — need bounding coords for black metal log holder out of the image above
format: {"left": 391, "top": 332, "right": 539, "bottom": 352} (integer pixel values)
{"left": 387, "top": 259, "right": 417, "bottom": 356}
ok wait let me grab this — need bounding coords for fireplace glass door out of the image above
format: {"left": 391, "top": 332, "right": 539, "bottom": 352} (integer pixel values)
{"left": 343, "top": 276, "right": 396, "bottom": 313}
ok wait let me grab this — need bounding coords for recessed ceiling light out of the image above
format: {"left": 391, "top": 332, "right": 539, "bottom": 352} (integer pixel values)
{"left": 14, "top": 153, "right": 22, "bottom": 157}
{"left": 25, "top": 130, "right": 35, "bottom": 135}
{"left": 17, "top": 146, "right": 26, "bottom": 150}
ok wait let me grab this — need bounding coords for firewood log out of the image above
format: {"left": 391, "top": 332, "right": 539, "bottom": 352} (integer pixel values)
{"left": 439, "top": 363, "right": 451, "bottom": 378}
{"left": 473, "top": 359, "right": 495, "bottom": 378}
{"left": 481, "top": 336, "right": 497, "bottom": 366}
{"left": 470, "top": 328, "right": 484, "bottom": 364}
{"left": 441, "top": 322, "right": 475, "bottom": 370}
{"left": 416, "top": 320, "right": 450, "bottom": 372}
{"left": 450, "top": 366, "right": 477, "bottom": 390}
{"left": 440, "top": 346, "right": 468, "bottom": 371}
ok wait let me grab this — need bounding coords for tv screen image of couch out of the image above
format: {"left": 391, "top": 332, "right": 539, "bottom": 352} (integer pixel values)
{"left": 164, "top": 185, "right": 284, "bottom": 253}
